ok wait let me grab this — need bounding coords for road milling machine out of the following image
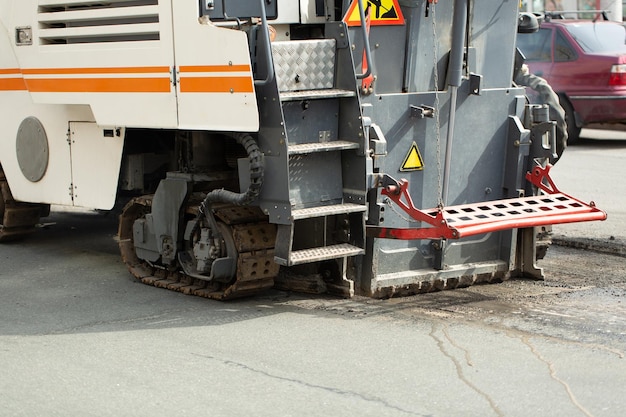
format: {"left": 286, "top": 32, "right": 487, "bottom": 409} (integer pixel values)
{"left": 0, "top": 0, "right": 606, "bottom": 299}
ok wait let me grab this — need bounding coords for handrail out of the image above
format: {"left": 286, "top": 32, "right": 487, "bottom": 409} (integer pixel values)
{"left": 254, "top": 0, "right": 275, "bottom": 86}
{"left": 355, "top": 0, "right": 373, "bottom": 80}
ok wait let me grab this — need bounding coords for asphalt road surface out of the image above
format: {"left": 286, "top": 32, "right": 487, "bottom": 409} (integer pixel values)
{"left": 550, "top": 128, "right": 626, "bottom": 251}
{"left": 1, "top": 129, "right": 625, "bottom": 417}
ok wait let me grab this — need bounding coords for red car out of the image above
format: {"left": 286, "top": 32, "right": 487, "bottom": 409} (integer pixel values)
{"left": 516, "top": 14, "right": 626, "bottom": 143}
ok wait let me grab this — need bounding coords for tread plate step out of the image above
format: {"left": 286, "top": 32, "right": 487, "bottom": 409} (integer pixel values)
{"left": 291, "top": 203, "right": 366, "bottom": 220}
{"left": 280, "top": 89, "right": 356, "bottom": 102}
{"left": 288, "top": 140, "right": 359, "bottom": 155}
{"left": 369, "top": 192, "right": 607, "bottom": 240}
{"left": 439, "top": 192, "right": 606, "bottom": 237}
{"left": 275, "top": 243, "right": 364, "bottom": 266}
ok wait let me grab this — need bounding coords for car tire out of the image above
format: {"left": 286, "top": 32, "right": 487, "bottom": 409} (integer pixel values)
{"left": 560, "top": 96, "right": 582, "bottom": 144}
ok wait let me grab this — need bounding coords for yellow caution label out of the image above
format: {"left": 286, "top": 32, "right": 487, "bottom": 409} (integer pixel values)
{"left": 343, "top": 0, "right": 405, "bottom": 27}
{"left": 400, "top": 142, "right": 424, "bottom": 172}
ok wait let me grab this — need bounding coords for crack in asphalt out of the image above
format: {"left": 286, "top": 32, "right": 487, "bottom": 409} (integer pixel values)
{"left": 190, "top": 352, "right": 431, "bottom": 417}
{"left": 483, "top": 316, "right": 626, "bottom": 360}
{"left": 429, "top": 323, "right": 504, "bottom": 417}
{"left": 521, "top": 335, "right": 595, "bottom": 417}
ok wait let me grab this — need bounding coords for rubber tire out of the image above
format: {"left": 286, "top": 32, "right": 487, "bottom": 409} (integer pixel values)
{"left": 560, "top": 96, "right": 582, "bottom": 145}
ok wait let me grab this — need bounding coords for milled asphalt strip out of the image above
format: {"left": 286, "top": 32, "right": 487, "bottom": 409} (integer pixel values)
{"left": 552, "top": 234, "right": 626, "bottom": 258}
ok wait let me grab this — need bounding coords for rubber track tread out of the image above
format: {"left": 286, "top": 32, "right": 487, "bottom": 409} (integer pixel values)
{"left": 118, "top": 196, "right": 278, "bottom": 300}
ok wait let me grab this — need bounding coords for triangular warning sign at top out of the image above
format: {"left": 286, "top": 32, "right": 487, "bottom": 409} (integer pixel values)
{"left": 343, "top": 0, "right": 405, "bottom": 26}
{"left": 401, "top": 142, "right": 424, "bottom": 172}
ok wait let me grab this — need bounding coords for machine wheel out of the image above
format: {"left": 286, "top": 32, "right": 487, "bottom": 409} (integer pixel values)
{"left": 0, "top": 165, "right": 47, "bottom": 241}
{"left": 118, "top": 195, "right": 278, "bottom": 300}
{"left": 560, "top": 96, "right": 582, "bottom": 145}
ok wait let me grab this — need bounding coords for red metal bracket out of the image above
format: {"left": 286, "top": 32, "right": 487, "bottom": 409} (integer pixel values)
{"left": 373, "top": 178, "right": 458, "bottom": 239}
{"left": 368, "top": 164, "right": 607, "bottom": 240}
{"left": 525, "top": 163, "right": 560, "bottom": 194}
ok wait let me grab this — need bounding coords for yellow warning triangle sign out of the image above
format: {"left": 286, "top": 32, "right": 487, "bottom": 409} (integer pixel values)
{"left": 401, "top": 142, "right": 424, "bottom": 171}
{"left": 343, "top": 0, "right": 405, "bottom": 27}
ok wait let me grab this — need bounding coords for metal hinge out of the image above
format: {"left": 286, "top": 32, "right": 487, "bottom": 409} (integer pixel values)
{"left": 68, "top": 183, "right": 75, "bottom": 202}
{"left": 170, "top": 66, "right": 179, "bottom": 86}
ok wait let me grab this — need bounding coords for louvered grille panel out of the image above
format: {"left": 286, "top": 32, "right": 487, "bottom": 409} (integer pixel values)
{"left": 38, "top": 0, "right": 160, "bottom": 45}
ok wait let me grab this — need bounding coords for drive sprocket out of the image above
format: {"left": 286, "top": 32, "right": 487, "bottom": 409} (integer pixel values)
{"left": 118, "top": 195, "right": 278, "bottom": 300}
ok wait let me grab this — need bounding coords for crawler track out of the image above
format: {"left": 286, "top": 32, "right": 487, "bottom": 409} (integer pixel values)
{"left": 118, "top": 195, "right": 279, "bottom": 300}
{"left": 0, "top": 166, "right": 47, "bottom": 241}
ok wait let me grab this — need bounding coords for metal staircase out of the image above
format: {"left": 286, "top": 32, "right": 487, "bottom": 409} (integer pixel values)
{"left": 269, "top": 37, "right": 367, "bottom": 267}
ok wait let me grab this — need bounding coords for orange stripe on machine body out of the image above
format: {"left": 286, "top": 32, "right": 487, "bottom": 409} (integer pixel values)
{"left": 25, "top": 77, "right": 171, "bottom": 93}
{"left": 1, "top": 66, "right": 254, "bottom": 93}
{"left": 180, "top": 76, "right": 254, "bottom": 93}
{"left": 179, "top": 64, "right": 251, "bottom": 73}
{"left": 178, "top": 65, "right": 254, "bottom": 93}
{"left": 22, "top": 66, "right": 170, "bottom": 75}
{"left": 0, "top": 68, "right": 22, "bottom": 75}
{"left": 15, "top": 66, "right": 170, "bottom": 93}
{"left": 0, "top": 78, "right": 27, "bottom": 91}
{"left": 0, "top": 66, "right": 171, "bottom": 93}
{"left": 0, "top": 68, "right": 27, "bottom": 90}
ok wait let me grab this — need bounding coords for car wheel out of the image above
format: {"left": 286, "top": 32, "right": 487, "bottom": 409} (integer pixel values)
{"left": 560, "top": 97, "right": 582, "bottom": 144}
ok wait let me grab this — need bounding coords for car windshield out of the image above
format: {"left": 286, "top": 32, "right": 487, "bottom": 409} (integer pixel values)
{"left": 564, "top": 23, "right": 626, "bottom": 53}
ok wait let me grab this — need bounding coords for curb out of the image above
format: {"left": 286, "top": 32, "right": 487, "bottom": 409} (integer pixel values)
{"left": 551, "top": 234, "right": 626, "bottom": 258}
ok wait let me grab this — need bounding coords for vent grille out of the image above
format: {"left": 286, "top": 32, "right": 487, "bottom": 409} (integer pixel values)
{"left": 38, "top": 0, "right": 160, "bottom": 45}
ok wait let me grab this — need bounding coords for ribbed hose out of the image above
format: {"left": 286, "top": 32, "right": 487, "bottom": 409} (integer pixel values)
{"left": 195, "top": 133, "right": 264, "bottom": 261}
{"left": 203, "top": 132, "right": 264, "bottom": 206}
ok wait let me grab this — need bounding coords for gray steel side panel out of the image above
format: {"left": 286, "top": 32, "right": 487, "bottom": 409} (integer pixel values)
{"left": 347, "top": 2, "right": 518, "bottom": 94}
{"left": 362, "top": 84, "right": 525, "bottom": 291}
{"left": 343, "top": 1, "right": 525, "bottom": 293}
{"left": 288, "top": 152, "right": 344, "bottom": 208}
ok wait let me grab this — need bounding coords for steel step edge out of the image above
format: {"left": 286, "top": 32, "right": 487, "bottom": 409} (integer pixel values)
{"left": 274, "top": 243, "right": 365, "bottom": 266}
{"left": 288, "top": 140, "right": 360, "bottom": 155}
{"left": 280, "top": 89, "right": 356, "bottom": 102}
{"left": 291, "top": 203, "right": 367, "bottom": 220}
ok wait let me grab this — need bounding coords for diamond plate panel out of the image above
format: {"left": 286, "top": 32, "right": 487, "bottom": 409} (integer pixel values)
{"left": 271, "top": 39, "right": 336, "bottom": 92}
